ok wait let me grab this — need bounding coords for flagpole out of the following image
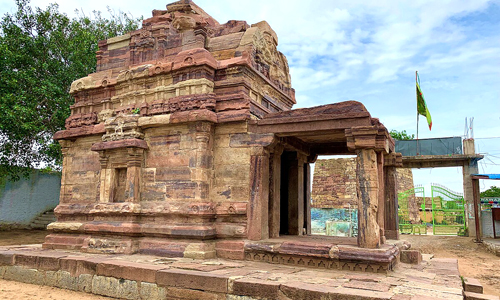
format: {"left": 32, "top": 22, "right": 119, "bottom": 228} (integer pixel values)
{"left": 416, "top": 71, "right": 419, "bottom": 155}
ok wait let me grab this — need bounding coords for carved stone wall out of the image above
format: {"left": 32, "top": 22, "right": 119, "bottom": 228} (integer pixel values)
{"left": 312, "top": 158, "right": 414, "bottom": 209}
{"left": 45, "top": 0, "right": 294, "bottom": 256}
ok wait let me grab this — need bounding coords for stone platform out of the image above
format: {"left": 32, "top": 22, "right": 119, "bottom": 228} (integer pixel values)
{"left": 243, "top": 236, "right": 401, "bottom": 274}
{"left": 0, "top": 244, "right": 465, "bottom": 300}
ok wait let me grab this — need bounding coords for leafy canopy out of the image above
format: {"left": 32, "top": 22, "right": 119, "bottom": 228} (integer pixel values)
{"left": 0, "top": 0, "right": 141, "bottom": 180}
{"left": 389, "top": 130, "right": 415, "bottom": 140}
{"left": 480, "top": 186, "right": 500, "bottom": 198}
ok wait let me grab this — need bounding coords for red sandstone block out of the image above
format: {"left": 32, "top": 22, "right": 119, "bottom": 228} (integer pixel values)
{"left": 42, "top": 234, "right": 89, "bottom": 250}
{"left": 97, "top": 260, "right": 169, "bottom": 283}
{"left": 0, "top": 251, "right": 15, "bottom": 266}
{"left": 60, "top": 256, "right": 108, "bottom": 277}
{"left": 464, "top": 277, "right": 484, "bottom": 294}
{"left": 156, "top": 268, "right": 228, "bottom": 293}
{"left": 232, "top": 278, "right": 280, "bottom": 298}
{"left": 215, "top": 240, "right": 245, "bottom": 260}
{"left": 391, "top": 295, "right": 411, "bottom": 300}
{"left": 280, "top": 282, "right": 338, "bottom": 300}
{"left": 278, "top": 241, "right": 333, "bottom": 258}
{"left": 330, "top": 287, "right": 392, "bottom": 299}
{"left": 13, "top": 252, "right": 38, "bottom": 268}
{"left": 400, "top": 250, "right": 422, "bottom": 265}
{"left": 342, "top": 280, "right": 391, "bottom": 292}
{"left": 36, "top": 252, "right": 68, "bottom": 271}
{"left": 464, "top": 291, "right": 500, "bottom": 300}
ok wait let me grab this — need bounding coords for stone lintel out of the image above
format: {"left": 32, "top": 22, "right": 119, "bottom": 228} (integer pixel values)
{"left": 384, "top": 152, "right": 403, "bottom": 167}
{"left": 54, "top": 123, "right": 105, "bottom": 140}
{"left": 91, "top": 139, "right": 148, "bottom": 151}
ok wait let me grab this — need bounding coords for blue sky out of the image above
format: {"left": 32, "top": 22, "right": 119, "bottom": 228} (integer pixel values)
{"left": 1, "top": 0, "right": 499, "bottom": 192}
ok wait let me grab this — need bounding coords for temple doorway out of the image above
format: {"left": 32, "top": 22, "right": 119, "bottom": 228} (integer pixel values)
{"left": 278, "top": 151, "right": 311, "bottom": 236}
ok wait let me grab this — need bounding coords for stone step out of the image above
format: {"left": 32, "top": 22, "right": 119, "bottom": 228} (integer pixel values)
{"left": 464, "top": 277, "right": 484, "bottom": 294}
{"left": 28, "top": 210, "right": 56, "bottom": 229}
{"left": 35, "top": 216, "right": 55, "bottom": 222}
{"left": 464, "top": 291, "right": 500, "bottom": 300}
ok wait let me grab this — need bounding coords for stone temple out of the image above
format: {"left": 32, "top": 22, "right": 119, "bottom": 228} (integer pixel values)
{"left": 45, "top": 0, "right": 404, "bottom": 273}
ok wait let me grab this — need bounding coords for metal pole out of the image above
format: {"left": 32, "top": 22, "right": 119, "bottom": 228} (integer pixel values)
{"left": 416, "top": 71, "right": 419, "bottom": 155}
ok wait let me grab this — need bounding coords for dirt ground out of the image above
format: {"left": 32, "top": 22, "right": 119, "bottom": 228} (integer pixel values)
{"left": 404, "top": 234, "right": 500, "bottom": 296}
{"left": 0, "top": 230, "right": 499, "bottom": 298}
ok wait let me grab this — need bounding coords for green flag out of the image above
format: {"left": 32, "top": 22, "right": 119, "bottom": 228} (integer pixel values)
{"left": 416, "top": 75, "right": 432, "bottom": 130}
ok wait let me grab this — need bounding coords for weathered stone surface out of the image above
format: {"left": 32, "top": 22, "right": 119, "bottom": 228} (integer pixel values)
{"left": 0, "top": 251, "right": 15, "bottom": 266}
{"left": 400, "top": 250, "right": 422, "bottom": 265}
{"left": 139, "top": 282, "right": 167, "bottom": 300}
{"left": 232, "top": 278, "right": 281, "bottom": 298}
{"left": 167, "top": 287, "right": 225, "bottom": 300}
{"left": 342, "top": 280, "right": 391, "bottom": 292}
{"left": 464, "top": 291, "right": 500, "bottom": 300}
{"left": 96, "top": 260, "right": 168, "bottom": 282}
{"left": 156, "top": 268, "right": 228, "bottom": 293}
{"left": 0, "top": 245, "right": 466, "bottom": 300}
{"left": 357, "top": 149, "right": 381, "bottom": 249}
{"left": 463, "top": 277, "right": 484, "bottom": 294}
{"left": 3, "top": 266, "right": 45, "bottom": 285}
{"left": 91, "top": 275, "right": 139, "bottom": 300}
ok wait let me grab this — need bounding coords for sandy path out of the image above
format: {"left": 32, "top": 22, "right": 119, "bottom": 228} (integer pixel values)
{"left": 0, "top": 279, "right": 117, "bottom": 300}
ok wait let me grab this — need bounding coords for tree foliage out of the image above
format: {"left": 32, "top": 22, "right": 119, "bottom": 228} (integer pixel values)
{"left": 480, "top": 186, "right": 500, "bottom": 198}
{"left": 0, "top": 0, "right": 141, "bottom": 179}
{"left": 389, "top": 130, "right": 415, "bottom": 140}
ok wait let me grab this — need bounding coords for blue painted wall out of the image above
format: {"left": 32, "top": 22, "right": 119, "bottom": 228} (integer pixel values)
{"left": 0, "top": 171, "right": 61, "bottom": 228}
{"left": 311, "top": 208, "right": 358, "bottom": 236}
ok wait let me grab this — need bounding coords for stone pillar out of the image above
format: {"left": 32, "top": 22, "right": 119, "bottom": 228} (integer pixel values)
{"left": 377, "top": 152, "right": 385, "bottom": 244}
{"left": 383, "top": 153, "right": 402, "bottom": 240}
{"left": 356, "top": 149, "right": 380, "bottom": 248}
{"left": 125, "top": 148, "right": 143, "bottom": 202}
{"left": 193, "top": 122, "right": 213, "bottom": 201}
{"left": 287, "top": 153, "right": 305, "bottom": 235}
{"left": 269, "top": 145, "right": 284, "bottom": 238}
{"left": 462, "top": 139, "right": 479, "bottom": 237}
{"left": 98, "top": 152, "right": 112, "bottom": 203}
{"left": 248, "top": 151, "right": 270, "bottom": 240}
{"left": 304, "top": 163, "right": 312, "bottom": 235}
{"left": 58, "top": 140, "right": 71, "bottom": 205}
{"left": 384, "top": 166, "right": 399, "bottom": 239}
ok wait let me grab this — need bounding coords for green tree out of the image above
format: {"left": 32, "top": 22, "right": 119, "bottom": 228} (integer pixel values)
{"left": 480, "top": 186, "right": 500, "bottom": 198}
{"left": 0, "top": 0, "right": 141, "bottom": 179}
{"left": 390, "top": 130, "right": 415, "bottom": 140}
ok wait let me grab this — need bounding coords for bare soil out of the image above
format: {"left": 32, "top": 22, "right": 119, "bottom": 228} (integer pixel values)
{"left": 0, "top": 229, "right": 47, "bottom": 246}
{"left": 0, "top": 230, "right": 499, "bottom": 298}
{"left": 404, "top": 234, "right": 500, "bottom": 296}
